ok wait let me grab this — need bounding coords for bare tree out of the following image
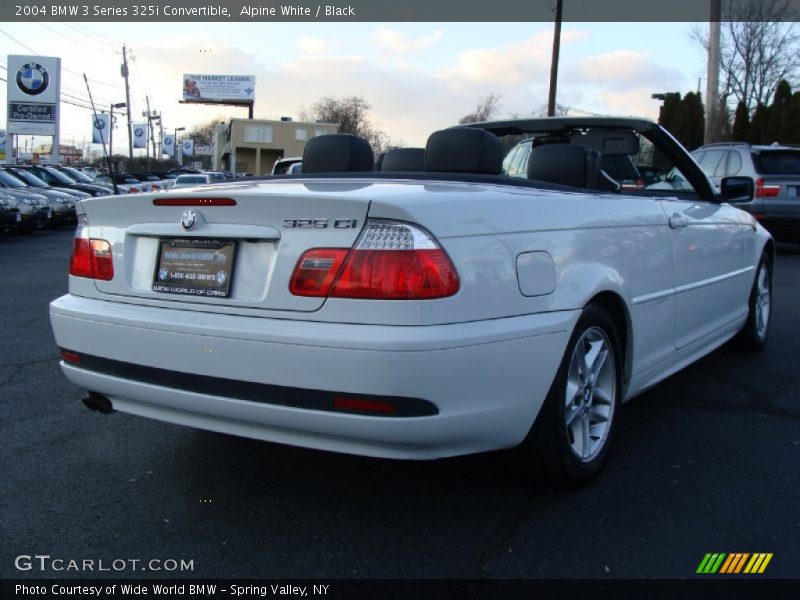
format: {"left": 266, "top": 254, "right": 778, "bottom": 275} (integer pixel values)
{"left": 458, "top": 93, "right": 502, "bottom": 124}
{"left": 302, "top": 96, "right": 393, "bottom": 153}
{"left": 184, "top": 117, "right": 227, "bottom": 147}
{"left": 692, "top": 0, "right": 800, "bottom": 112}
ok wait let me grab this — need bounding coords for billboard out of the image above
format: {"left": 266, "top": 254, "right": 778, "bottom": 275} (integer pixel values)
{"left": 7, "top": 55, "right": 61, "bottom": 135}
{"left": 92, "top": 113, "right": 110, "bottom": 145}
{"left": 132, "top": 123, "right": 148, "bottom": 149}
{"left": 182, "top": 74, "right": 254, "bottom": 103}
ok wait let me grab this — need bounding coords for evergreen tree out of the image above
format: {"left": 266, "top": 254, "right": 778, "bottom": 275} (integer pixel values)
{"left": 731, "top": 101, "right": 750, "bottom": 141}
{"left": 657, "top": 92, "right": 683, "bottom": 139}
{"left": 787, "top": 92, "right": 800, "bottom": 145}
{"left": 766, "top": 79, "right": 792, "bottom": 143}
{"left": 748, "top": 104, "right": 771, "bottom": 145}
{"left": 680, "top": 92, "right": 706, "bottom": 150}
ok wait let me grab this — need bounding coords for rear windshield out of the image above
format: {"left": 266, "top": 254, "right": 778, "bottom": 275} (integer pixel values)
{"left": 177, "top": 176, "right": 207, "bottom": 183}
{"left": 752, "top": 150, "right": 800, "bottom": 175}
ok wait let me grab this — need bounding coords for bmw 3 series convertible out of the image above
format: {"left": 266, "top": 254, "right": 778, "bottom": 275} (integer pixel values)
{"left": 50, "top": 118, "right": 774, "bottom": 486}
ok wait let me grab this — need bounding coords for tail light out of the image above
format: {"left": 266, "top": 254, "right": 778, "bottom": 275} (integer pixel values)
{"left": 755, "top": 178, "right": 780, "bottom": 198}
{"left": 290, "top": 220, "right": 459, "bottom": 300}
{"left": 69, "top": 218, "right": 114, "bottom": 280}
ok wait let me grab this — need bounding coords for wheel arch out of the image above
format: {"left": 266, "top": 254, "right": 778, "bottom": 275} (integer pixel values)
{"left": 586, "top": 290, "right": 632, "bottom": 388}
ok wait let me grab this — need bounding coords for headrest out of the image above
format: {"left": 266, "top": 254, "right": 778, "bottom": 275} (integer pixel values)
{"left": 302, "top": 134, "right": 374, "bottom": 173}
{"left": 527, "top": 143, "right": 594, "bottom": 188}
{"left": 381, "top": 148, "right": 425, "bottom": 172}
{"left": 424, "top": 128, "right": 502, "bottom": 175}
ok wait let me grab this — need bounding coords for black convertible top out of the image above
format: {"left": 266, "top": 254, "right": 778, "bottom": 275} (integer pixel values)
{"left": 463, "top": 117, "right": 657, "bottom": 137}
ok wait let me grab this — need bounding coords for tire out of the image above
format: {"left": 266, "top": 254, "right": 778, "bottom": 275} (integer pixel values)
{"left": 527, "top": 304, "right": 623, "bottom": 488}
{"left": 731, "top": 252, "right": 772, "bottom": 352}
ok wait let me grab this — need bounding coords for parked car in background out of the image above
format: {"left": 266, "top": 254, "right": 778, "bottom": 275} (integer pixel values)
{"left": 172, "top": 173, "right": 215, "bottom": 188}
{"left": 0, "top": 192, "right": 22, "bottom": 232}
{"left": 8, "top": 167, "right": 91, "bottom": 203}
{"left": 94, "top": 173, "right": 143, "bottom": 194}
{"left": 51, "top": 119, "right": 772, "bottom": 487}
{"left": 286, "top": 162, "right": 303, "bottom": 174}
{"left": 271, "top": 157, "right": 302, "bottom": 175}
{"left": 55, "top": 166, "right": 116, "bottom": 196}
{"left": 203, "top": 171, "right": 227, "bottom": 183}
{"left": 15, "top": 165, "right": 113, "bottom": 198}
{"left": 0, "top": 171, "right": 50, "bottom": 232}
{"left": 1, "top": 168, "right": 77, "bottom": 226}
{"left": 691, "top": 142, "right": 800, "bottom": 244}
{"left": 80, "top": 167, "right": 99, "bottom": 179}
{"left": 127, "top": 173, "right": 165, "bottom": 193}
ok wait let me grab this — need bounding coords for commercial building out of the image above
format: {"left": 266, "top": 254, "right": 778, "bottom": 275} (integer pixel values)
{"left": 32, "top": 144, "right": 84, "bottom": 165}
{"left": 213, "top": 118, "right": 338, "bottom": 175}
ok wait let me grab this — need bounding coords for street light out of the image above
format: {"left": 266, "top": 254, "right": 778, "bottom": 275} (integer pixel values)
{"left": 174, "top": 127, "right": 185, "bottom": 163}
{"left": 651, "top": 93, "right": 667, "bottom": 101}
{"left": 109, "top": 102, "right": 126, "bottom": 157}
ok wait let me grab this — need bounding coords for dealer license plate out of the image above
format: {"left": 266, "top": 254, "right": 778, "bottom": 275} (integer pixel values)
{"left": 152, "top": 238, "right": 236, "bottom": 297}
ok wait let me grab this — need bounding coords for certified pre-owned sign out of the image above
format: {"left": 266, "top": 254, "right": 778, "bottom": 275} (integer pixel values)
{"left": 6, "top": 55, "right": 61, "bottom": 135}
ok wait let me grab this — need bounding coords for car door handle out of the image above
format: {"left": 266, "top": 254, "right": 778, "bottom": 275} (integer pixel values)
{"left": 669, "top": 214, "right": 688, "bottom": 229}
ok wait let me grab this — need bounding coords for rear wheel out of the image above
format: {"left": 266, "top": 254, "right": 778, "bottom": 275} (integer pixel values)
{"left": 528, "top": 304, "right": 623, "bottom": 488}
{"left": 731, "top": 252, "right": 772, "bottom": 352}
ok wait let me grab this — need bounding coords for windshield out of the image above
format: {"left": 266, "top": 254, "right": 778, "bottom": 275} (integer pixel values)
{"left": 61, "top": 167, "right": 95, "bottom": 183}
{"left": 752, "top": 150, "right": 800, "bottom": 175}
{"left": 0, "top": 170, "right": 27, "bottom": 188}
{"left": 41, "top": 167, "right": 77, "bottom": 185}
{"left": 177, "top": 176, "right": 207, "bottom": 184}
{"left": 8, "top": 169, "right": 49, "bottom": 187}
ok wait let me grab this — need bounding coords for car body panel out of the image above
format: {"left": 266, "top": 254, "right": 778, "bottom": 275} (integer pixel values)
{"left": 49, "top": 118, "right": 773, "bottom": 459}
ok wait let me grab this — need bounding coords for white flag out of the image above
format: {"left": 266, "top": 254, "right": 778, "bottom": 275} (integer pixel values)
{"left": 182, "top": 138, "right": 194, "bottom": 156}
{"left": 92, "top": 114, "right": 110, "bottom": 145}
{"left": 132, "top": 123, "right": 148, "bottom": 149}
{"left": 163, "top": 134, "right": 175, "bottom": 158}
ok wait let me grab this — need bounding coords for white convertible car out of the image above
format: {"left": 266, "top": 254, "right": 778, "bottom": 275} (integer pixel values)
{"left": 50, "top": 118, "right": 773, "bottom": 486}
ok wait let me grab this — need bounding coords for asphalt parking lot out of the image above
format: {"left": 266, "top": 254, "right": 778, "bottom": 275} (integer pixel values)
{"left": 1, "top": 228, "right": 798, "bottom": 580}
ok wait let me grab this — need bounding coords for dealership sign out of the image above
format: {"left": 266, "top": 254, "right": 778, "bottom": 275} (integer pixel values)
{"left": 182, "top": 74, "right": 254, "bottom": 103}
{"left": 133, "top": 123, "right": 148, "bottom": 149}
{"left": 6, "top": 55, "right": 61, "bottom": 135}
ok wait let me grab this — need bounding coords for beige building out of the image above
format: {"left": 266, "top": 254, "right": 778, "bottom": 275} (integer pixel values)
{"left": 32, "top": 144, "right": 84, "bottom": 165}
{"left": 213, "top": 118, "right": 338, "bottom": 175}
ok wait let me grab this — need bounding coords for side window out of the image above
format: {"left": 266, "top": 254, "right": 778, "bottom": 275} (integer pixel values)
{"left": 502, "top": 147, "right": 519, "bottom": 175}
{"left": 726, "top": 151, "right": 742, "bottom": 176}
{"left": 697, "top": 149, "right": 726, "bottom": 177}
{"left": 691, "top": 151, "right": 706, "bottom": 165}
{"left": 508, "top": 144, "right": 531, "bottom": 178}
{"left": 713, "top": 152, "right": 730, "bottom": 177}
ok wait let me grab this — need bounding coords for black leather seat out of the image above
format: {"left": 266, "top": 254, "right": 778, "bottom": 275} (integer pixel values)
{"left": 527, "top": 143, "right": 618, "bottom": 191}
{"left": 381, "top": 148, "right": 425, "bottom": 172}
{"left": 302, "top": 134, "right": 374, "bottom": 173}
{"left": 424, "top": 128, "right": 502, "bottom": 174}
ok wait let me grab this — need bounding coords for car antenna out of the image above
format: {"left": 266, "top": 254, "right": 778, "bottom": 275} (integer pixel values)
{"left": 83, "top": 73, "right": 120, "bottom": 196}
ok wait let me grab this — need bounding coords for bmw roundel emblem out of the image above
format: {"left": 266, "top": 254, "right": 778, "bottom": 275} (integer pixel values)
{"left": 184, "top": 141, "right": 191, "bottom": 149}
{"left": 135, "top": 128, "right": 144, "bottom": 137}
{"left": 16, "top": 62, "right": 49, "bottom": 96}
{"left": 94, "top": 117, "right": 105, "bottom": 130}
{"left": 181, "top": 209, "right": 198, "bottom": 231}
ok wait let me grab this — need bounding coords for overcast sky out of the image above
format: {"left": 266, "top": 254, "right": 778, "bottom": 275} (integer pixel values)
{"left": 0, "top": 21, "right": 708, "bottom": 153}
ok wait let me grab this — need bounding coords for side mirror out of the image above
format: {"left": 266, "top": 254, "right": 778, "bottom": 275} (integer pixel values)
{"left": 721, "top": 176, "right": 754, "bottom": 203}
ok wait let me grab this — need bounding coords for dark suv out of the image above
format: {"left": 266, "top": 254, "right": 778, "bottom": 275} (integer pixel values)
{"left": 691, "top": 142, "right": 800, "bottom": 244}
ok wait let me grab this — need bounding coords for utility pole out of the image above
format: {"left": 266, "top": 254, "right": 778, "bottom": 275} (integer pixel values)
{"left": 145, "top": 96, "right": 152, "bottom": 161}
{"left": 705, "top": 0, "right": 722, "bottom": 143}
{"left": 547, "top": 0, "right": 564, "bottom": 117}
{"left": 121, "top": 44, "right": 134, "bottom": 158}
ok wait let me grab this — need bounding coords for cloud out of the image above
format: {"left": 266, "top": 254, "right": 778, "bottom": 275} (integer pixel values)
{"left": 372, "top": 28, "right": 444, "bottom": 53}
{"left": 441, "top": 30, "right": 588, "bottom": 87}
{"left": 297, "top": 36, "right": 328, "bottom": 55}
{"left": 575, "top": 49, "right": 684, "bottom": 90}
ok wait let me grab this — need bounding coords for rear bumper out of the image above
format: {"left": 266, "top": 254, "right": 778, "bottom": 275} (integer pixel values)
{"left": 50, "top": 294, "right": 578, "bottom": 459}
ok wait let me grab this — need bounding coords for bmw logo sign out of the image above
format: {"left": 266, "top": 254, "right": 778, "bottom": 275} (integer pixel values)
{"left": 181, "top": 209, "right": 198, "bottom": 231}
{"left": 94, "top": 117, "right": 106, "bottom": 130}
{"left": 16, "top": 62, "right": 49, "bottom": 96}
{"left": 135, "top": 128, "right": 144, "bottom": 137}
{"left": 183, "top": 141, "right": 191, "bottom": 149}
